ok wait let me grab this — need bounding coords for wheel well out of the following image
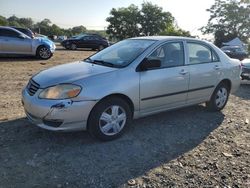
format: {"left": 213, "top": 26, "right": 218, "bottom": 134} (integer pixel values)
{"left": 219, "top": 79, "right": 231, "bottom": 92}
{"left": 100, "top": 94, "right": 134, "bottom": 115}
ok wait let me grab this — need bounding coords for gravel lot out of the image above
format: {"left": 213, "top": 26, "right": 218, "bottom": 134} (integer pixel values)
{"left": 0, "top": 47, "right": 249, "bottom": 188}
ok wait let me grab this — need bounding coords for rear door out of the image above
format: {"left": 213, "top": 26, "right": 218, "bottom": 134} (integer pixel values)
{"left": 139, "top": 41, "right": 189, "bottom": 115}
{"left": 0, "top": 28, "right": 32, "bottom": 54}
{"left": 186, "top": 41, "right": 221, "bottom": 104}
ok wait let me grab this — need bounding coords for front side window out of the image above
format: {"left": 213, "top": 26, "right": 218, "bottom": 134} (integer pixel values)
{"left": 0, "top": 29, "right": 20, "bottom": 38}
{"left": 187, "top": 43, "right": 213, "bottom": 64}
{"left": 147, "top": 42, "right": 185, "bottom": 68}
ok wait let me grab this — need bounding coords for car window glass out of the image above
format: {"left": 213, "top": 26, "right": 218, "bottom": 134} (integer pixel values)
{"left": 188, "top": 43, "right": 212, "bottom": 64}
{"left": 148, "top": 42, "right": 184, "bottom": 68}
{"left": 212, "top": 51, "right": 219, "bottom": 62}
{"left": 0, "top": 28, "right": 20, "bottom": 38}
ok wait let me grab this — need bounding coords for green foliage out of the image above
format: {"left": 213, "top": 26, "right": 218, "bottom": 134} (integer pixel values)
{"left": 140, "top": 2, "right": 174, "bottom": 36}
{"left": 106, "top": 5, "right": 141, "bottom": 40}
{"left": 202, "top": 0, "right": 250, "bottom": 47}
{"left": 71, "top": 25, "right": 87, "bottom": 36}
{"left": 0, "top": 16, "right": 8, "bottom": 26}
{"left": 160, "top": 25, "right": 191, "bottom": 37}
{"left": 106, "top": 2, "right": 190, "bottom": 40}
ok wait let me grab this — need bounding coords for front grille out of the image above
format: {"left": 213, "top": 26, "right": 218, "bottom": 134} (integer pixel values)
{"left": 27, "top": 79, "right": 40, "bottom": 96}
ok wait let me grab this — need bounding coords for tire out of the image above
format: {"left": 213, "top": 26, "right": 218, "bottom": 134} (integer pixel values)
{"left": 206, "top": 82, "right": 230, "bottom": 111}
{"left": 98, "top": 45, "right": 104, "bottom": 51}
{"left": 70, "top": 43, "right": 77, "bottom": 50}
{"left": 36, "top": 46, "right": 52, "bottom": 60}
{"left": 88, "top": 97, "right": 132, "bottom": 141}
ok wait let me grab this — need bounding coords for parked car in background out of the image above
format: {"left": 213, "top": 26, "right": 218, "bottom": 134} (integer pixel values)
{"left": 22, "top": 36, "right": 241, "bottom": 141}
{"left": 0, "top": 26, "right": 56, "bottom": 60}
{"left": 61, "top": 34, "right": 109, "bottom": 50}
{"left": 11, "top": 27, "right": 35, "bottom": 38}
{"left": 241, "top": 58, "right": 250, "bottom": 80}
{"left": 221, "top": 45, "right": 248, "bottom": 61}
{"left": 57, "top": 36, "right": 67, "bottom": 42}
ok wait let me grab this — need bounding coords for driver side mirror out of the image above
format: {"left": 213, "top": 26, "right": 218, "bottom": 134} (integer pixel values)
{"left": 136, "top": 58, "right": 161, "bottom": 72}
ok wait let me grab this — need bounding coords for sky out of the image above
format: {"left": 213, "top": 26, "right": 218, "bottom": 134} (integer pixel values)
{"left": 0, "top": 0, "right": 215, "bottom": 37}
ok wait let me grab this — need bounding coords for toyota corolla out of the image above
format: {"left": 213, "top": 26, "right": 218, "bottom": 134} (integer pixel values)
{"left": 22, "top": 36, "right": 241, "bottom": 141}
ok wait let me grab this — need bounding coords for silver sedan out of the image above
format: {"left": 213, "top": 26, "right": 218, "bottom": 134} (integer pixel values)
{"left": 22, "top": 36, "right": 241, "bottom": 141}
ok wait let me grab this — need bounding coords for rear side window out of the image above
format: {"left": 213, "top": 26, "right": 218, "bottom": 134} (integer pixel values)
{"left": 187, "top": 42, "right": 220, "bottom": 64}
{"left": 0, "top": 28, "right": 19, "bottom": 38}
{"left": 148, "top": 42, "right": 185, "bottom": 68}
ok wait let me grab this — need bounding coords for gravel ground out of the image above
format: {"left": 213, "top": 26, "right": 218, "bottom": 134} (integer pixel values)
{"left": 0, "top": 47, "right": 249, "bottom": 188}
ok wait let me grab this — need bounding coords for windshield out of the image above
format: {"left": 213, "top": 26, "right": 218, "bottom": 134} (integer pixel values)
{"left": 84, "top": 39, "right": 156, "bottom": 68}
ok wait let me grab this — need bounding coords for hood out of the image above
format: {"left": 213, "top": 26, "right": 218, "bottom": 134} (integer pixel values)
{"left": 32, "top": 61, "right": 117, "bottom": 88}
{"left": 35, "top": 37, "right": 54, "bottom": 44}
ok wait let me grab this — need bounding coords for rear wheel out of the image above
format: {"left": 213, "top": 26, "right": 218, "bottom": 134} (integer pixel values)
{"left": 88, "top": 97, "right": 132, "bottom": 141}
{"left": 36, "top": 46, "right": 52, "bottom": 60}
{"left": 206, "top": 82, "right": 229, "bottom": 111}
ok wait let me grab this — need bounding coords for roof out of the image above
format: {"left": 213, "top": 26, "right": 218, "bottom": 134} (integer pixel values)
{"left": 130, "top": 35, "right": 203, "bottom": 42}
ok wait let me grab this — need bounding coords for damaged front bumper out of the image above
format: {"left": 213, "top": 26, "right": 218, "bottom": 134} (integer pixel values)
{"left": 22, "top": 88, "right": 97, "bottom": 131}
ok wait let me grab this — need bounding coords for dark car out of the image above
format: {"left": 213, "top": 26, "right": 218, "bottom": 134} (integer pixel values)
{"left": 61, "top": 34, "right": 109, "bottom": 51}
{"left": 221, "top": 46, "right": 248, "bottom": 61}
{"left": 11, "top": 27, "right": 35, "bottom": 38}
{"left": 241, "top": 59, "right": 250, "bottom": 80}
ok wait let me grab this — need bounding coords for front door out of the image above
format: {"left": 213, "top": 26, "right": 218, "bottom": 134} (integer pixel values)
{"left": 139, "top": 41, "right": 189, "bottom": 115}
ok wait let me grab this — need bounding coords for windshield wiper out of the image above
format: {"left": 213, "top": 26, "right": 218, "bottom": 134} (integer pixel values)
{"left": 84, "top": 58, "right": 114, "bottom": 67}
{"left": 84, "top": 57, "right": 94, "bottom": 63}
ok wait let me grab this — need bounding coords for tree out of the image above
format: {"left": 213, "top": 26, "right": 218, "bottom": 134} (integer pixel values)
{"left": 71, "top": 25, "right": 87, "bottom": 35}
{"left": 19, "top": 18, "right": 33, "bottom": 28}
{"left": 34, "top": 19, "right": 52, "bottom": 35}
{"left": 106, "top": 3, "right": 188, "bottom": 40}
{"left": 7, "top": 15, "right": 22, "bottom": 27}
{"left": 160, "top": 25, "right": 191, "bottom": 37}
{"left": 106, "top": 4, "right": 141, "bottom": 40}
{"left": 140, "top": 2, "right": 174, "bottom": 36}
{"left": 0, "top": 15, "right": 8, "bottom": 26}
{"left": 202, "top": 0, "right": 250, "bottom": 46}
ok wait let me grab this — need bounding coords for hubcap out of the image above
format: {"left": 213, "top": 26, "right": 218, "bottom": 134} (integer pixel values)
{"left": 39, "top": 47, "right": 51, "bottom": 59}
{"left": 99, "top": 105, "right": 126, "bottom": 136}
{"left": 215, "top": 87, "right": 228, "bottom": 108}
{"left": 71, "top": 44, "right": 77, "bottom": 50}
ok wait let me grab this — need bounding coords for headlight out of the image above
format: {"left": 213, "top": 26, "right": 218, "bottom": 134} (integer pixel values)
{"left": 39, "top": 84, "right": 81, "bottom": 99}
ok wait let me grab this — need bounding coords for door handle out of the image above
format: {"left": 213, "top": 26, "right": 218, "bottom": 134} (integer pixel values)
{"left": 179, "top": 69, "right": 188, "bottom": 75}
{"left": 214, "top": 65, "right": 220, "bottom": 70}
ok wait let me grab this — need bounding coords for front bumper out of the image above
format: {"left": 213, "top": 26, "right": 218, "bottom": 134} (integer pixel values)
{"left": 241, "top": 67, "right": 250, "bottom": 80}
{"left": 22, "top": 88, "right": 97, "bottom": 131}
{"left": 50, "top": 44, "right": 56, "bottom": 53}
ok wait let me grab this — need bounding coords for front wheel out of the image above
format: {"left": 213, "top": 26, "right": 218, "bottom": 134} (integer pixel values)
{"left": 88, "top": 97, "right": 132, "bottom": 141}
{"left": 36, "top": 46, "right": 52, "bottom": 60}
{"left": 70, "top": 43, "right": 77, "bottom": 50}
{"left": 206, "top": 82, "right": 229, "bottom": 111}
